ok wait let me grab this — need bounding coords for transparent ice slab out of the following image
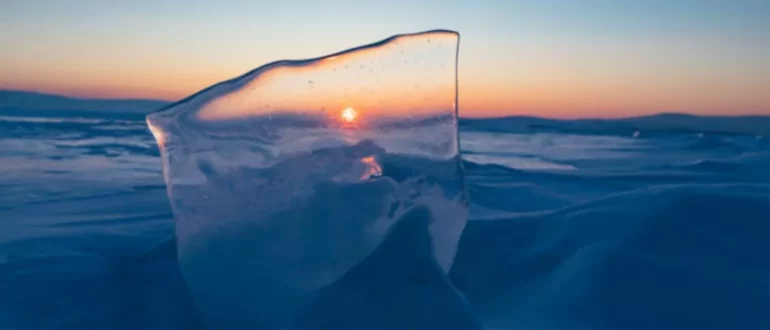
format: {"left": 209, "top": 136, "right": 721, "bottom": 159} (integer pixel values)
{"left": 147, "top": 30, "right": 468, "bottom": 329}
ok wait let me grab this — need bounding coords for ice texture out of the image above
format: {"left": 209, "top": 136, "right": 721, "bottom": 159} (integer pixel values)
{"left": 146, "top": 30, "right": 469, "bottom": 329}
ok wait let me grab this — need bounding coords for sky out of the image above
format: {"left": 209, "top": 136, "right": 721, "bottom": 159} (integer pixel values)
{"left": 1, "top": 0, "right": 769, "bottom": 118}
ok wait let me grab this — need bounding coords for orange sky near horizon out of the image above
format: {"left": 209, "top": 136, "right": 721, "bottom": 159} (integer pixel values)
{"left": 5, "top": 70, "right": 767, "bottom": 119}
{"left": 193, "top": 31, "right": 459, "bottom": 121}
{"left": 2, "top": 1, "right": 769, "bottom": 118}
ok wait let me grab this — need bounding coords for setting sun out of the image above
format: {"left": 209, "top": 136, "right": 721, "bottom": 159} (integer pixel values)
{"left": 341, "top": 107, "right": 358, "bottom": 123}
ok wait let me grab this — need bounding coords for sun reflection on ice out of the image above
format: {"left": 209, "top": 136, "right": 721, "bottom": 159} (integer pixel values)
{"left": 359, "top": 156, "right": 382, "bottom": 180}
{"left": 146, "top": 119, "right": 165, "bottom": 149}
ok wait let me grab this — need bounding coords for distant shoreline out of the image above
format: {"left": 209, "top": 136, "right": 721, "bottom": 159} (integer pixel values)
{"left": 0, "top": 90, "right": 171, "bottom": 114}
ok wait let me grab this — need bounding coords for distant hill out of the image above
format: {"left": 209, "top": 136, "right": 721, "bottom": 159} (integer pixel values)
{"left": 0, "top": 90, "right": 170, "bottom": 114}
{"left": 460, "top": 113, "right": 770, "bottom": 136}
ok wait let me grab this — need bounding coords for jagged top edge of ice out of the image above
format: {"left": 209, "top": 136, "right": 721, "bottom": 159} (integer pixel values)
{"left": 147, "top": 29, "right": 459, "bottom": 117}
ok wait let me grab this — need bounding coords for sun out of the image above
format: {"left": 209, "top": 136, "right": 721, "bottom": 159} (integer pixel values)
{"left": 341, "top": 107, "right": 357, "bottom": 123}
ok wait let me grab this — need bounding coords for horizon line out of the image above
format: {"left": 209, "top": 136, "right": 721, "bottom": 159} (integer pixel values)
{"left": 2, "top": 88, "right": 768, "bottom": 120}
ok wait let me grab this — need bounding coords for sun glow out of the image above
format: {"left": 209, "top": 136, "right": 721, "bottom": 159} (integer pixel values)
{"left": 341, "top": 107, "right": 358, "bottom": 123}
